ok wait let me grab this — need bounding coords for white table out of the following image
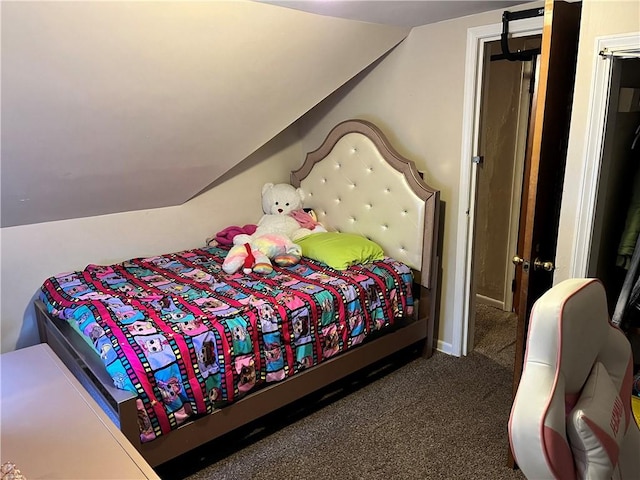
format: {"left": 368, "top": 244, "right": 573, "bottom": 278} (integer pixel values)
{"left": 1, "top": 343, "right": 159, "bottom": 480}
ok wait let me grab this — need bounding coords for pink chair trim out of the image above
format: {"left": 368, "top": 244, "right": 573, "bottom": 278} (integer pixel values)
{"left": 543, "top": 425, "right": 577, "bottom": 479}
{"left": 540, "top": 280, "right": 595, "bottom": 478}
{"left": 621, "top": 356, "right": 634, "bottom": 432}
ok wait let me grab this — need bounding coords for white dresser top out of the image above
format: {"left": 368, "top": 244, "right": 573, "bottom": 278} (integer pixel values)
{"left": 1, "top": 343, "right": 159, "bottom": 480}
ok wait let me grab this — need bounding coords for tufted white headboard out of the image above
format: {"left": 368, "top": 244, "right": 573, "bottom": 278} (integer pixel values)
{"left": 291, "top": 119, "right": 440, "bottom": 289}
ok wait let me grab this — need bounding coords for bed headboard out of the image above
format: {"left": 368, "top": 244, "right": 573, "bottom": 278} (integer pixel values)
{"left": 291, "top": 119, "right": 440, "bottom": 289}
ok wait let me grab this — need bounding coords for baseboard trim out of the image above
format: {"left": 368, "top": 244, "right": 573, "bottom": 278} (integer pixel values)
{"left": 475, "top": 294, "right": 505, "bottom": 310}
{"left": 436, "top": 339, "right": 456, "bottom": 356}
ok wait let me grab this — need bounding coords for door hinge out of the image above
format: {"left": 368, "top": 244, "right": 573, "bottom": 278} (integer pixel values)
{"left": 472, "top": 155, "right": 484, "bottom": 165}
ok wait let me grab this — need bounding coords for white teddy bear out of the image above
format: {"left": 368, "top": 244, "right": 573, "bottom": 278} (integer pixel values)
{"left": 221, "top": 183, "right": 325, "bottom": 275}
{"left": 255, "top": 182, "right": 323, "bottom": 241}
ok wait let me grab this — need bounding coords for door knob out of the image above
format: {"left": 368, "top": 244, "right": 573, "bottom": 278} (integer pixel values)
{"left": 512, "top": 255, "right": 525, "bottom": 265}
{"left": 533, "top": 258, "right": 555, "bottom": 272}
{"left": 513, "top": 255, "right": 531, "bottom": 272}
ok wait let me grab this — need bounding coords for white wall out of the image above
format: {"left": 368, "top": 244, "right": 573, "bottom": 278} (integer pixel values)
{"left": 0, "top": 128, "right": 304, "bottom": 353}
{"left": 555, "top": 0, "right": 640, "bottom": 283}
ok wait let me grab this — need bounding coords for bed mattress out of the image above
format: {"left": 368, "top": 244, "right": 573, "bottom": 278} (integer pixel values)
{"left": 39, "top": 245, "right": 414, "bottom": 442}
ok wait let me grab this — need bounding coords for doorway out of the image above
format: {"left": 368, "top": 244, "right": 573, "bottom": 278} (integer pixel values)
{"left": 586, "top": 56, "right": 640, "bottom": 308}
{"left": 568, "top": 34, "right": 640, "bottom": 281}
{"left": 474, "top": 38, "right": 539, "bottom": 313}
{"left": 452, "top": 15, "right": 544, "bottom": 357}
{"left": 472, "top": 36, "right": 541, "bottom": 357}
{"left": 455, "top": 2, "right": 580, "bottom": 357}
{"left": 586, "top": 55, "right": 640, "bottom": 369}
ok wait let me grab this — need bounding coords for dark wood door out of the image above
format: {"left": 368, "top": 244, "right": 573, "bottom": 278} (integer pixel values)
{"left": 509, "top": 0, "right": 582, "bottom": 465}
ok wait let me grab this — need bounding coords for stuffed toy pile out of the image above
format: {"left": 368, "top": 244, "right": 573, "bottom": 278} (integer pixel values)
{"left": 222, "top": 183, "right": 325, "bottom": 274}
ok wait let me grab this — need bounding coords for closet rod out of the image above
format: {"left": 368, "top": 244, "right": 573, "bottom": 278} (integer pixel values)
{"left": 599, "top": 48, "right": 640, "bottom": 60}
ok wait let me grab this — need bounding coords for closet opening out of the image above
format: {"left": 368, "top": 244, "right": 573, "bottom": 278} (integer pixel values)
{"left": 587, "top": 54, "right": 640, "bottom": 369}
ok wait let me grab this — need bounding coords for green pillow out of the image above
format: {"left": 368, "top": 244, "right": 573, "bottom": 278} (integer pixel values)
{"left": 296, "top": 232, "right": 385, "bottom": 270}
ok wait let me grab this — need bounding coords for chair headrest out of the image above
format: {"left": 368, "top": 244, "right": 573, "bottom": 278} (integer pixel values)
{"left": 525, "top": 278, "right": 609, "bottom": 395}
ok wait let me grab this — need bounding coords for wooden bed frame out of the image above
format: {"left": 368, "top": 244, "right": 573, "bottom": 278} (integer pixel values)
{"left": 35, "top": 119, "right": 441, "bottom": 467}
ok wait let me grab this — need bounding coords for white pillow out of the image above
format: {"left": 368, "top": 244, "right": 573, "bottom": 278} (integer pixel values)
{"left": 567, "top": 362, "right": 627, "bottom": 479}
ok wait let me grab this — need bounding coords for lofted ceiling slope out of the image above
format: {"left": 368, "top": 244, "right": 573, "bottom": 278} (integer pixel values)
{"left": 1, "top": 1, "right": 409, "bottom": 227}
{"left": 260, "top": 1, "right": 525, "bottom": 28}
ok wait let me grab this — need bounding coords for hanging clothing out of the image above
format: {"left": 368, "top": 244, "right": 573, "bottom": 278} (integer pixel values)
{"left": 617, "top": 165, "right": 640, "bottom": 269}
{"left": 612, "top": 124, "right": 640, "bottom": 330}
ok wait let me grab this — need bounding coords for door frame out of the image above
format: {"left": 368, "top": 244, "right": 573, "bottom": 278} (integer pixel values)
{"left": 452, "top": 17, "right": 543, "bottom": 357}
{"left": 570, "top": 32, "right": 640, "bottom": 279}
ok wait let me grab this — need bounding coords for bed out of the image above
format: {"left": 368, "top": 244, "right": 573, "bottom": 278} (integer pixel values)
{"left": 35, "top": 119, "right": 441, "bottom": 467}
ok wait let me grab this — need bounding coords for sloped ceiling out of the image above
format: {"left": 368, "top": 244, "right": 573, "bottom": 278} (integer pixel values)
{"left": 1, "top": 0, "right": 409, "bottom": 227}
{"left": 261, "top": 1, "right": 525, "bottom": 28}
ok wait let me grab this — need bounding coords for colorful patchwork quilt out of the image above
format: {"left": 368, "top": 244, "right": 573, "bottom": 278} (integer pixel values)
{"left": 39, "top": 245, "right": 414, "bottom": 442}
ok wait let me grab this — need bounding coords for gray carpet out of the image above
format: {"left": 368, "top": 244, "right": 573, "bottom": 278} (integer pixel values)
{"left": 473, "top": 303, "right": 518, "bottom": 369}
{"left": 156, "top": 304, "right": 524, "bottom": 480}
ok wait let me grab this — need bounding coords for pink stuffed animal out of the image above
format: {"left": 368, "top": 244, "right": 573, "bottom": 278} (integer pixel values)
{"left": 211, "top": 224, "right": 257, "bottom": 246}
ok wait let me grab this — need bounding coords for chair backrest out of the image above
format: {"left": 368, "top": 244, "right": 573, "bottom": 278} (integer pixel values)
{"left": 508, "top": 278, "right": 639, "bottom": 479}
